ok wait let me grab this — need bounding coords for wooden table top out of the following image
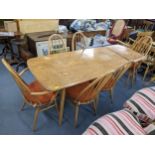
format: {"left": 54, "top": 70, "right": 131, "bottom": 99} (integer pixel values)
{"left": 107, "top": 45, "right": 146, "bottom": 62}
{"left": 27, "top": 45, "right": 144, "bottom": 91}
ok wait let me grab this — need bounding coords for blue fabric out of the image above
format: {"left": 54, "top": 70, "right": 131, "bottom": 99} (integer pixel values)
{"left": 70, "top": 19, "right": 111, "bottom": 32}
{"left": 0, "top": 48, "right": 154, "bottom": 134}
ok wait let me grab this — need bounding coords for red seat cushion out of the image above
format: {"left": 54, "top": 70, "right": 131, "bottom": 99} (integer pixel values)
{"left": 24, "top": 81, "right": 56, "bottom": 105}
{"left": 66, "top": 81, "right": 96, "bottom": 103}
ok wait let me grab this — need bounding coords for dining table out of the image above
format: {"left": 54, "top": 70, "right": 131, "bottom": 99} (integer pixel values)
{"left": 27, "top": 44, "right": 146, "bottom": 126}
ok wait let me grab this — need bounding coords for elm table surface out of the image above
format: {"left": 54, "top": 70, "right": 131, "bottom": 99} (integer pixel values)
{"left": 27, "top": 46, "right": 132, "bottom": 91}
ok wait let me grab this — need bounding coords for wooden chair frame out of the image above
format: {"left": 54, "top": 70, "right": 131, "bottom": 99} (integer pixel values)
{"left": 142, "top": 46, "right": 155, "bottom": 81}
{"left": 117, "top": 31, "right": 153, "bottom": 47}
{"left": 48, "top": 34, "right": 67, "bottom": 55}
{"left": 71, "top": 31, "right": 87, "bottom": 51}
{"left": 2, "top": 58, "right": 58, "bottom": 131}
{"left": 67, "top": 72, "right": 114, "bottom": 127}
{"left": 117, "top": 35, "right": 153, "bottom": 86}
{"left": 102, "top": 62, "right": 131, "bottom": 102}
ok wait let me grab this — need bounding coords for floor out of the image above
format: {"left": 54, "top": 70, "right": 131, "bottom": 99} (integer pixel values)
{"left": 0, "top": 45, "right": 154, "bottom": 135}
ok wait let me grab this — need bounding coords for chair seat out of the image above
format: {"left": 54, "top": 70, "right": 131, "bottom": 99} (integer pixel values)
{"left": 25, "top": 81, "right": 56, "bottom": 105}
{"left": 66, "top": 81, "right": 95, "bottom": 103}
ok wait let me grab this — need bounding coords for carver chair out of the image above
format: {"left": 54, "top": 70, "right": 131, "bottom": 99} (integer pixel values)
{"left": 66, "top": 71, "right": 114, "bottom": 127}
{"left": 128, "top": 36, "right": 153, "bottom": 85}
{"left": 118, "top": 35, "right": 153, "bottom": 85}
{"left": 2, "top": 58, "right": 58, "bottom": 131}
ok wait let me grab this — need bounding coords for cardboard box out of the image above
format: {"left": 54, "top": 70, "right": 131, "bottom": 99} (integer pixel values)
{"left": 4, "top": 21, "right": 18, "bottom": 32}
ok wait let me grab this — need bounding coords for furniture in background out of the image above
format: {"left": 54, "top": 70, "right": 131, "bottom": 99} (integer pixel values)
{"left": 26, "top": 31, "right": 67, "bottom": 56}
{"left": 117, "top": 36, "right": 153, "bottom": 85}
{"left": 2, "top": 58, "right": 59, "bottom": 131}
{"left": 0, "top": 20, "right": 33, "bottom": 71}
{"left": 84, "top": 86, "right": 155, "bottom": 135}
{"left": 127, "top": 31, "right": 153, "bottom": 45}
{"left": 107, "top": 19, "right": 126, "bottom": 44}
{"left": 26, "top": 30, "right": 106, "bottom": 56}
{"left": 71, "top": 31, "right": 87, "bottom": 51}
{"left": 66, "top": 72, "right": 114, "bottom": 127}
{"left": 17, "top": 19, "right": 59, "bottom": 34}
{"left": 48, "top": 34, "right": 68, "bottom": 55}
{"left": 27, "top": 45, "right": 144, "bottom": 126}
{"left": 128, "top": 36, "right": 153, "bottom": 85}
{"left": 142, "top": 45, "right": 155, "bottom": 81}
{"left": 0, "top": 30, "right": 23, "bottom": 64}
{"left": 127, "top": 19, "right": 155, "bottom": 31}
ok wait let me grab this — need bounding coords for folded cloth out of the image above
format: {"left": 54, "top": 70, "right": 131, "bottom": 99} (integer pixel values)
{"left": 70, "top": 19, "right": 111, "bottom": 32}
{"left": 124, "top": 87, "right": 155, "bottom": 120}
{"left": 144, "top": 123, "right": 155, "bottom": 134}
{"left": 92, "top": 35, "right": 110, "bottom": 47}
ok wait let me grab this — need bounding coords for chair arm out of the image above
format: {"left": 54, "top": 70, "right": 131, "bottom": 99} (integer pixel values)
{"left": 19, "top": 67, "right": 29, "bottom": 76}
{"left": 129, "top": 38, "right": 135, "bottom": 43}
{"left": 31, "top": 91, "right": 51, "bottom": 96}
{"left": 116, "top": 40, "right": 130, "bottom": 48}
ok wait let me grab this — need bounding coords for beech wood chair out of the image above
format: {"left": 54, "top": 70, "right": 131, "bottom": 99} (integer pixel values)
{"left": 101, "top": 63, "right": 131, "bottom": 102}
{"left": 117, "top": 35, "right": 153, "bottom": 85}
{"left": 128, "top": 36, "right": 153, "bottom": 85}
{"left": 48, "top": 34, "right": 67, "bottom": 55}
{"left": 2, "top": 58, "right": 58, "bottom": 131}
{"left": 66, "top": 71, "right": 114, "bottom": 127}
{"left": 142, "top": 46, "right": 155, "bottom": 81}
{"left": 71, "top": 31, "right": 87, "bottom": 51}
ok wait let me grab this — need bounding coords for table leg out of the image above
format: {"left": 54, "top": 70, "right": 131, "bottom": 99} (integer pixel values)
{"left": 59, "top": 89, "right": 66, "bottom": 126}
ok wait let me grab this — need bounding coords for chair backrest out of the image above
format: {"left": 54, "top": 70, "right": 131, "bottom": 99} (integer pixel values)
{"left": 136, "top": 31, "right": 153, "bottom": 41}
{"left": 75, "top": 71, "right": 114, "bottom": 102}
{"left": 71, "top": 31, "right": 87, "bottom": 51}
{"left": 131, "top": 36, "right": 153, "bottom": 56}
{"left": 103, "top": 62, "right": 131, "bottom": 89}
{"left": 48, "top": 34, "right": 67, "bottom": 55}
{"left": 110, "top": 20, "right": 126, "bottom": 39}
{"left": 2, "top": 58, "right": 31, "bottom": 100}
{"left": 114, "top": 62, "right": 131, "bottom": 82}
{"left": 140, "top": 20, "right": 154, "bottom": 31}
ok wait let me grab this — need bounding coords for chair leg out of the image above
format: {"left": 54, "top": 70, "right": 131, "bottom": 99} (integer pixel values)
{"left": 74, "top": 104, "right": 79, "bottom": 128}
{"left": 131, "top": 65, "right": 137, "bottom": 87}
{"left": 55, "top": 100, "right": 60, "bottom": 115}
{"left": 20, "top": 102, "right": 26, "bottom": 111}
{"left": 33, "top": 107, "right": 40, "bottom": 131}
{"left": 91, "top": 101, "right": 96, "bottom": 115}
{"left": 126, "top": 70, "right": 131, "bottom": 86}
{"left": 143, "top": 65, "right": 149, "bottom": 81}
{"left": 109, "top": 88, "right": 113, "bottom": 103}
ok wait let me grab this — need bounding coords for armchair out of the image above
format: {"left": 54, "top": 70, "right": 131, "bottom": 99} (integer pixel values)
{"left": 2, "top": 58, "right": 58, "bottom": 131}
